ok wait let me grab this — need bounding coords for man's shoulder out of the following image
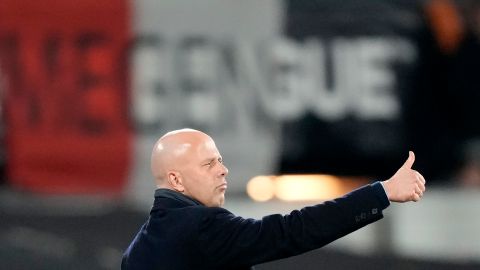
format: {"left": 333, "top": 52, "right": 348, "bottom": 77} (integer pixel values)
{"left": 151, "top": 204, "right": 235, "bottom": 221}
{"left": 183, "top": 205, "right": 235, "bottom": 219}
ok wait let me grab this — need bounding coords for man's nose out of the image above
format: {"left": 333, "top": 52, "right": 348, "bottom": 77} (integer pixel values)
{"left": 220, "top": 163, "right": 229, "bottom": 176}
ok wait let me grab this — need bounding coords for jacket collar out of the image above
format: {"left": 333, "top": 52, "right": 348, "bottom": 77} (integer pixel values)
{"left": 152, "top": 189, "right": 203, "bottom": 211}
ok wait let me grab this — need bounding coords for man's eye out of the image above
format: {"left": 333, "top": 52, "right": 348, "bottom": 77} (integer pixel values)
{"left": 204, "top": 161, "right": 214, "bottom": 167}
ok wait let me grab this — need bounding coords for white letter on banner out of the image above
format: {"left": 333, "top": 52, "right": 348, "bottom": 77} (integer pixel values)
{"left": 179, "top": 40, "right": 221, "bottom": 129}
{"left": 265, "top": 38, "right": 306, "bottom": 120}
{"left": 307, "top": 38, "right": 349, "bottom": 121}
{"left": 354, "top": 38, "right": 400, "bottom": 120}
{"left": 131, "top": 37, "right": 173, "bottom": 131}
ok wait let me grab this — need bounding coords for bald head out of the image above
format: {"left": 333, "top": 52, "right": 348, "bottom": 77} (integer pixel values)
{"left": 150, "top": 128, "right": 229, "bottom": 206}
{"left": 151, "top": 128, "right": 212, "bottom": 187}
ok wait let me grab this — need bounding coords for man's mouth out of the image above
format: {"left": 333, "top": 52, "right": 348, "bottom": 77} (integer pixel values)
{"left": 217, "top": 183, "right": 228, "bottom": 191}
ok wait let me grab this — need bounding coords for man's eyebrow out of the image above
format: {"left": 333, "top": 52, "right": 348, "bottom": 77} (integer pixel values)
{"left": 201, "top": 156, "right": 223, "bottom": 164}
{"left": 201, "top": 157, "right": 216, "bottom": 164}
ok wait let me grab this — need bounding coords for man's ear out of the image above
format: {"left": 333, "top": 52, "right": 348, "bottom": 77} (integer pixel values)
{"left": 167, "top": 171, "right": 185, "bottom": 192}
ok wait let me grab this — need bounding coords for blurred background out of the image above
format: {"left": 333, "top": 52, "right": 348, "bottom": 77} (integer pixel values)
{"left": 0, "top": 0, "right": 479, "bottom": 269}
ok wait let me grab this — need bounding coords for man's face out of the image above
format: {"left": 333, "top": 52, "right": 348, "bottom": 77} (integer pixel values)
{"left": 180, "top": 137, "right": 229, "bottom": 207}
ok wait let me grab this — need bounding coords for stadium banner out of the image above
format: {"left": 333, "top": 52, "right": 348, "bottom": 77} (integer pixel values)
{"left": 0, "top": 0, "right": 427, "bottom": 203}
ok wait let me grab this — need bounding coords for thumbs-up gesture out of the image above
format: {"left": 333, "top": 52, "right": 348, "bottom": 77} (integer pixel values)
{"left": 383, "top": 151, "right": 426, "bottom": 202}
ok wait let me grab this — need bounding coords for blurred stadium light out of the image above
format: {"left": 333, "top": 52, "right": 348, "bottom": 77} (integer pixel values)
{"left": 247, "top": 174, "right": 368, "bottom": 202}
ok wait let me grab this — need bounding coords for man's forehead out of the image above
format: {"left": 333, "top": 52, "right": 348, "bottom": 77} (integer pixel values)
{"left": 203, "top": 138, "right": 216, "bottom": 147}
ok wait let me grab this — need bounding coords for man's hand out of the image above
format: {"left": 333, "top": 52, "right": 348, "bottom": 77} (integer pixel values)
{"left": 382, "top": 151, "right": 426, "bottom": 202}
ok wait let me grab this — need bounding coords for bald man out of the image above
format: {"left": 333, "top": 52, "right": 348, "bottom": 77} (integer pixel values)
{"left": 122, "top": 129, "right": 426, "bottom": 270}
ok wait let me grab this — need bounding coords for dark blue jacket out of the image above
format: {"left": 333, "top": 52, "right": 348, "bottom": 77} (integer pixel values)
{"left": 122, "top": 182, "right": 389, "bottom": 270}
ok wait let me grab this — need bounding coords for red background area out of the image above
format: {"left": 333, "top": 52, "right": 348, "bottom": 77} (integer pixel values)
{"left": 0, "top": 0, "right": 132, "bottom": 194}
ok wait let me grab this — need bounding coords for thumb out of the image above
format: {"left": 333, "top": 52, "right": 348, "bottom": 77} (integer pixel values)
{"left": 402, "top": 151, "right": 415, "bottom": 169}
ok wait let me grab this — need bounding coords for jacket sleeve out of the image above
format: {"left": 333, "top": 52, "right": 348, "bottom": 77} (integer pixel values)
{"left": 196, "top": 181, "right": 390, "bottom": 268}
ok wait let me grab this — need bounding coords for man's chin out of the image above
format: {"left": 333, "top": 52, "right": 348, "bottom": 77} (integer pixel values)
{"left": 217, "top": 195, "right": 225, "bottom": 207}
{"left": 205, "top": 196, "right": 225, "bottom": 207}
